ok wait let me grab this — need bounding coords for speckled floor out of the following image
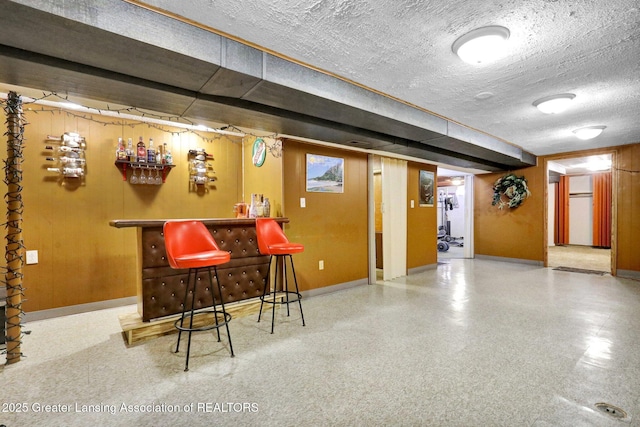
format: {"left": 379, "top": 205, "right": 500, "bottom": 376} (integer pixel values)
{"left": 2, "top": 259, "right": 640, "bottom": 426}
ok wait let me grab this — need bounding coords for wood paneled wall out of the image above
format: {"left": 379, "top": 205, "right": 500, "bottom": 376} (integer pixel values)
{"left": 242, "top": 136, "right": 283, "bottom": 217}
{"left": 407, "top": 162, "right": 438, "bottom": 269}
{"left": 15, "top": 109, "right": 249, "bottom": 311}
{"left": 474, "top": 165, "right": 546, "bottom": 262}
{"left": 282, "top": 140, "right": 369, "bottom": 291}
{"left": 613, "top": 143, "right": 640, "bottom": 272}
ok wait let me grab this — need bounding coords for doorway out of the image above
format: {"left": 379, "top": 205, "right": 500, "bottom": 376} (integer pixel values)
{"left": 546, "top": 154, "right": 613, "bottom": 273}
{"left": 436, "top": 168, "right": 474, "bottom": 260}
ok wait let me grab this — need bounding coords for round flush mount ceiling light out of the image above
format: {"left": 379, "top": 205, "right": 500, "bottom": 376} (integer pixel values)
{"left": 573, "top": 126, "right": 606, "bottom": 140}
{"left": 452, "top": 26, "right": 510, "bottom": 65}
{"left": 532, "top": 93, "right": 576, "bottom": 114}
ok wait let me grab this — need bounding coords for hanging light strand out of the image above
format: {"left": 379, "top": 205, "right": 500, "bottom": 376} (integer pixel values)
{"left": 1, "top": 92, "right": 285, "bottom": 157}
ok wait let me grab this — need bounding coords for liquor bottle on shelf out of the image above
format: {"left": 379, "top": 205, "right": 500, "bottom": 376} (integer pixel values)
{"left": 116, "top": 137, "right": 127, "bottom": 160}
{"left": 248, "top": 194, "right": 258, "bottom": 218}
{"left": 263, "top": 197, "right": 271, "bottom": 217}
{"left": 256, "top": 194, "right": 264, "bottom": 217}
{"left": 126, "top": 138, "right": 134, "bottom": 162}
{"left": 156, "top": 143, "right": 163, "bottom": 164}
{"left": 147, "top": 138, "right": 156, "bottom": 163}
{"left": 136, "top": 136, "right": 146, "bottom": 163}
{"left": 165, "top": 149, "right": 173, "bottom": 165}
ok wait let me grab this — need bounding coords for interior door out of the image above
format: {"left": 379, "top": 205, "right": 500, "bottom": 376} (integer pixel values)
{"left": 381, "top": 157, "right": 407, "bottom": 280}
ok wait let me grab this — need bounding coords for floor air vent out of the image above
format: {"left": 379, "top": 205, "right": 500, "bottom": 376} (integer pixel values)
{"left": 594, "top": 402, "right": 627, "bottom": 419}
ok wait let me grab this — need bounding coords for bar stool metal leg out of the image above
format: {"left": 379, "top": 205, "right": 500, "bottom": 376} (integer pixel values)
{"left": 183, "top": 268, "right": 200, "bottom": 371}
{"left": 175, "top": 267, "right": 196, "bottom": 354}
{"left": 257, "top": 255, "right": 273, "bottom": 324}
{"left": 284, "top": 256, "right": 291, "bottom": 317}
{"left": 271, "top": 255, "right": 279, "bottom": 334}
{"left": 207, "top": 268, "right": 222, "bottom": 343}
{"left": 288, "top": 255, "right": 306, "bottom": 327}
{"left": 213, "top": 265, "right": 234, "bottom": 357}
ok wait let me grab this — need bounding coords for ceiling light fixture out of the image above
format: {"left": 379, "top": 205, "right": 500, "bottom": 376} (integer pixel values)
{"left": 451, "top": 177, "right": 464, "bottom": 186}
{"left": 532, "top": 93, "right": 576, "bottom": 114}
{"left": 587, "top": 158, "right": 612, "bottom": 172}
{"left": 573, "top": 126, "right": 606, "bottom": 140}
{"left": 452, "top": 26, "right": 510, "bottom": 65}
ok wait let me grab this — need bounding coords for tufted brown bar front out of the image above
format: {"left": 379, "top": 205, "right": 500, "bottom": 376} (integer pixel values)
{"left": 110, "top": 218, "right": 288, "bottom": 322}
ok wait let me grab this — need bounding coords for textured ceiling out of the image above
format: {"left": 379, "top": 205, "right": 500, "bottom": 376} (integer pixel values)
{"left": 140, "top": 0, "right": 640, "bottom": 156}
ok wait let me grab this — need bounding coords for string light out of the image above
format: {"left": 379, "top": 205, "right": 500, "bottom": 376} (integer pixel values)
{"left": 1, "top": 91, "right": 284, "bottom": 158}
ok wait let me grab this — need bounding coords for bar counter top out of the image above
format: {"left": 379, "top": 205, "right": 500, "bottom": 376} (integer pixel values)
{"left": 109, "top": 217, "right": 288, "bottom": 228}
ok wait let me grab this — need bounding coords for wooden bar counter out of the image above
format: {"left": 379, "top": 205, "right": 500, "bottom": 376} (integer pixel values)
{"left": 110, "top": 218, "right": 288, "bottom": 322}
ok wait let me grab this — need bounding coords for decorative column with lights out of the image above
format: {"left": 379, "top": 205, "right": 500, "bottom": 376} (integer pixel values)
{"left": 3, "top": 91, "right": 25, "bottom": 364}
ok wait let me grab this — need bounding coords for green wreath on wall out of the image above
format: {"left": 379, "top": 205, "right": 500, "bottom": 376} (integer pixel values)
{"left": 492, "top": 173, "right": 531, "bottom": 209}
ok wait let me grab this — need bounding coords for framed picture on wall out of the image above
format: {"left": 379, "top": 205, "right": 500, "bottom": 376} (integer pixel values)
{"left": 419, "top": 170, "right": 434, "bottom": 207}
{"left": 306, "top": 154, "right": 344, "bottom": 193}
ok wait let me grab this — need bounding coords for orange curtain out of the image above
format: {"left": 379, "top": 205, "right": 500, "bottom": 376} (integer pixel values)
{"left": 555, "top": 177, "right": 569, "bottom": 245}
{"left": 592, "top": 172, "right": 612, "bottom": 248}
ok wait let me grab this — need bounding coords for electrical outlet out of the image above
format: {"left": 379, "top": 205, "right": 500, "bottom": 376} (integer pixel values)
{"left": 319, "top": 260, "right": 324, "bottom": 270}
{"left": 26, "top": 250, "right": 39, "bottom": 265}
{"left": 300, "top": 197, "right": 306, "bottom": 208}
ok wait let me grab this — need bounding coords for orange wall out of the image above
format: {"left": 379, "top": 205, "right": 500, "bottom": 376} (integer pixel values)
{"left": 282, "top": 140, "right": 369, "bottom": 291}
{"left": 407, "top": 161, "right": 438, "bottom": 269}
{"left": 474, "top": 165, "right": 546, "bottom": 262}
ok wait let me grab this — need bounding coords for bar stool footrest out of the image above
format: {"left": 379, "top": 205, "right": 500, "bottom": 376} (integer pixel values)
{"left": 174, "top": 310, "right": 232, "bottom": 333}
{"left": 260, "top": 291, "right": 302, "bottom": 305}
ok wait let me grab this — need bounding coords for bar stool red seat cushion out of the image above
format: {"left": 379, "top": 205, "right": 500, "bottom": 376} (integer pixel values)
{"left": 164, "top": 221, "right": 230, "bottom": 269}
{"left": 255, "top": 218, "right": 304, "bottom": 255}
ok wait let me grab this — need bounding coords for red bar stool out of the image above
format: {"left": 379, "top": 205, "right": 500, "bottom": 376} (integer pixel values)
{"left": 163, "top": 220, "right": 235, "bottom": 371}
{"left": 255, "top": 218, "right": 306, "bottom": 333}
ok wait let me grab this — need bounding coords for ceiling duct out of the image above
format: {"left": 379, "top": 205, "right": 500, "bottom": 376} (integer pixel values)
{"left": 0, "top": 0, "right": 536, "bottom": 171}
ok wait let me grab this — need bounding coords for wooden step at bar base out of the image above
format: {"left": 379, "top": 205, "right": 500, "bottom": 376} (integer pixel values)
{"left": 119, "top": 297, "right": 278, "bottom": 345}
